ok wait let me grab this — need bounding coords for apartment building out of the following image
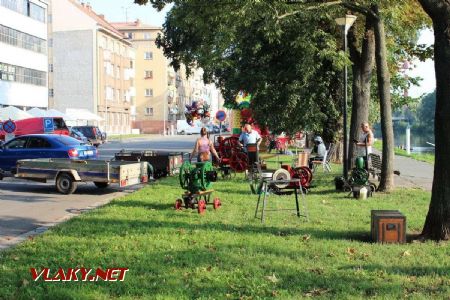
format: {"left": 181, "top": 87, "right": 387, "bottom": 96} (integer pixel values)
{"left": 0, "top": 0, "right": 49, "bottom": 110}
{"left": 113, "top": 20, "right": 224, "bottom": 134}
{"left": 112, "top": 20, "right": 172, "bottom": 134}
{"left": 51, "top": 0, "right": 135, "bottom": 134}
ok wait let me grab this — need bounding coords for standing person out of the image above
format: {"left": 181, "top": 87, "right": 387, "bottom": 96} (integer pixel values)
{"left": 354, "top": 122, "right": 374, "bottom": 169}
{"left": 238, "top": 124, "right": 261, "bottom": 152}
{"left": 355, "top": 122, "right": 374, "bottom": 156}
{"left": 190, "top": 127, "right": 220, "bottom": 162}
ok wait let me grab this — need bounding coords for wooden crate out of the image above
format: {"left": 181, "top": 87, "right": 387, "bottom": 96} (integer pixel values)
{"left": 371, "top": 210, "right": 406, "bottom": 243}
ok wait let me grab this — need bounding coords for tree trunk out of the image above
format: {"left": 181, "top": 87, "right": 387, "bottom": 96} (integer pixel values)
{"left": 417, "top": 0, "right": 450, "bottom": 240}
{"left": 348, "top": 19, "right": 375, "bottom": 168}
{"left": 372, "top": 6, "right": 394, "bottom": 192}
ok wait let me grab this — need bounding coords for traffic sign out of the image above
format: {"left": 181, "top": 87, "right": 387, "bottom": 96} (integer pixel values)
{"left": 43, "top": 118, "right": 54, "bottom": 132}
{"left": 3, "top": 119, "right": 16, "bottom": 134}
{"left": 215, "top": 110, "right": 227, "bottom": 122}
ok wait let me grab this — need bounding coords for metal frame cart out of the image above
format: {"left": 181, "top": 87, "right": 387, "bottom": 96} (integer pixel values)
{"left": 254, "top": 179, "right": 309, "bottom": 222}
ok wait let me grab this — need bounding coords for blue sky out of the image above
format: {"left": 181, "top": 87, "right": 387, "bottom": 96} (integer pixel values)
{"left": 87, "top": 1, "right": 436, "bottom": 97}
{"left": 87, "top": 0, "right": 170, "bottom": 26}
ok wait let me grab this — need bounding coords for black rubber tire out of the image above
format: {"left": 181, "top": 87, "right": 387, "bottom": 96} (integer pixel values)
{"left": 94, "top": 182, "right": 109, "bottom": 188}
{"left": 56, "top": 173, "right": 77, "bottom": 194}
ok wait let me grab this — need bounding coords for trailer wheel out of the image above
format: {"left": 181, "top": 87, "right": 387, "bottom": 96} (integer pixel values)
{"left": 94, "top": 182, "right": 109, "bottom": 188}
{"left": 56, "top": 173, "right": 77, "bottom": 194}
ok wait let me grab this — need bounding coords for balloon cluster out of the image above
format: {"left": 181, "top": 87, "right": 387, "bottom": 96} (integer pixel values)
{"left": 235, "top": 90, "right": 251, "bottom": 109}
{"left": 185, "top": 101, "right": 210, "bottom": 125}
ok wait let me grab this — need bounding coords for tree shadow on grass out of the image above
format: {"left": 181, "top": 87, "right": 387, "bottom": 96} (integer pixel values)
{"left": 59, "top": 216, "right": 370, "bottom": 242}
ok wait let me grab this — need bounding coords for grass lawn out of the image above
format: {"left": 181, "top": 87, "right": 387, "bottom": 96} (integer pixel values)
{"left": 373, "top": 141, "right": 435, "bottom": 165}
{"left": 0, "top": 167, "right": 448, "bottom": 299}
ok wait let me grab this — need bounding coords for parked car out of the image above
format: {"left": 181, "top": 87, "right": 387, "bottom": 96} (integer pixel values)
{"left": 0, "top": 134, "right": 97, "bottom": 174}
{"left": 71, "top": 126, "right": 103, "bottom": 147}
{"left": 69, "top": 127, "right": 89, "bottom": 144}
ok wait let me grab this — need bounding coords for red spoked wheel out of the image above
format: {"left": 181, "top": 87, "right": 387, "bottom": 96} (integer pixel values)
{"left": 230, "top": 152, "right": 248, "bottom": 173}
{"left": 174, "top": 199, "right": 183, "bottom": 210}
{"left": 197, "top": 199, "right": 207, "bottom": 214}
{"left": 213, "top": 197, "right": 221, "bottom": 210}
{"left": 219, "top": 137, "right": 240, "bottom": 159}
{"left": 293, "top": 166, "right": 313, "bottom": 187}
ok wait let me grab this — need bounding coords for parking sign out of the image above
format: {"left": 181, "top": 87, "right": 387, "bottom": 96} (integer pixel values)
{"left": 43, "top": 118, "right": 54, "bottom": 133}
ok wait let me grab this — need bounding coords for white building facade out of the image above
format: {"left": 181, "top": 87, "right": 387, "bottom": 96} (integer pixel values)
{"left": 51, "top": 0, "right": 135, "bottom": 134}
{"left": 0, "top": 0, "right": 49, "bottom": 109}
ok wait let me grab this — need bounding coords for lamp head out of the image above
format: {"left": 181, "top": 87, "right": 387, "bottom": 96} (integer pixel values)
{"left": 335, "top": 15, "right": 357, "bottom": 34}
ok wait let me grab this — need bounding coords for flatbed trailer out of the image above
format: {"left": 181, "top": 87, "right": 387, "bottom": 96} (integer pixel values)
{"left": 114, "top": 150, "right": 184, "bottom": 179}
{"left": 15, "top": 158, "right": 148, "bottom": 194}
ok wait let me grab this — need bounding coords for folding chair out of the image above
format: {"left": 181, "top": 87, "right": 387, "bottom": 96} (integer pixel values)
{"left": 311, "top": 143, "right": 334, "bottom": 173}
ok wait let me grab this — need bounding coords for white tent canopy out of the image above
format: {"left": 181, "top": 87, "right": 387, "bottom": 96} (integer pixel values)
{"left": 0, "top": 106, "right": 33, "bottom": 120}
{"left": 65, "top": 109, "right": 103, "bottom": 121}
{"left": 47, "top": 109, "right": 73, "bottom": 120}
{"left": 27, "top": 107, "right": 73, "bottom": 120}
{"left": 27, "top": 107, "right": 48, "bottom": 117}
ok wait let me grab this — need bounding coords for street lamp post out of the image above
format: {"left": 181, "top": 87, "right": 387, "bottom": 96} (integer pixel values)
{"left": 335, "top": 15, "right": 357, "bottom": 180}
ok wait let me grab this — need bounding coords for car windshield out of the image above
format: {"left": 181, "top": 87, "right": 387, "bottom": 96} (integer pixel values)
{"left": 54, "top": 135, "right": 85, "bottom": 146}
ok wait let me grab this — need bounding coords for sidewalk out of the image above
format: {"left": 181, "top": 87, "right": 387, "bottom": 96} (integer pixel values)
{"left": 390, "top": 153, "right": 433, "bottom": 191}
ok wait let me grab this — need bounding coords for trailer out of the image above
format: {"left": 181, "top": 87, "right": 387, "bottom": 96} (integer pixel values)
{"left": 114, "top": 150, "right": 184, "bottom": 179}
{"left": 15, "top": 158, "right": 148, "bottom": 194}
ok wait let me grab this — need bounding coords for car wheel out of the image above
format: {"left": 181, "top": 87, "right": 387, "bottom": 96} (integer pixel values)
{"left": 56, "top": 173, "right": 77, "bottom": 194}
{"left": 94, "top": 182, "right": 109, "bottom": 188}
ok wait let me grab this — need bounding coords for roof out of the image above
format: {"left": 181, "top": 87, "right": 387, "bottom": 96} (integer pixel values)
{"left": 69, "top": 0, "right": 126, "bottom": 40}
{"left": 111, "top": 20, "right": 162, "bottom": 31}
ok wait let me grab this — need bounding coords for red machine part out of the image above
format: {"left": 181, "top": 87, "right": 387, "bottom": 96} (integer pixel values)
{"left": 213, "top": 198, "right": 221, "bottom": 209}
{"left": 281, "top": 165, "right": 313, "bottom": 188}
{"left": 174, "top": 199, "right": 183, "bottom": 210}
{"left": 197, "top": 199, "right": 207, "bottom": 214}
{"left": 218, "top": 136, "right": 248, "bottom": 172}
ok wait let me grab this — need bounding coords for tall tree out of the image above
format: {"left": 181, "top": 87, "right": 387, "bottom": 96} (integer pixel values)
{"left": 347, "top": 18, "right": 375, "bottom": 168}
{"left": 417, "top": 0, "right": 450, "bottom": 240}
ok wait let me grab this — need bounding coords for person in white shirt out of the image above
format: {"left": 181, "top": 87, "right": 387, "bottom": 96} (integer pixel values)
{"left": 238, "top": 124, "right": 261, "bottom": 152}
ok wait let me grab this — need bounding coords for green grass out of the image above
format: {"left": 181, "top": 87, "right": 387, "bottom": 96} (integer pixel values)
{"left": 373, "top": 140, "right": 435, "bottom": 165}
{"left": 0, "top": 169, "right": 448, "bottom": 299}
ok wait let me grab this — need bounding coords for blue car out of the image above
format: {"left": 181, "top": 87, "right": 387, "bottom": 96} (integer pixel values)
{"left": 0, "top": 134, "right": 98, "bottom": 173}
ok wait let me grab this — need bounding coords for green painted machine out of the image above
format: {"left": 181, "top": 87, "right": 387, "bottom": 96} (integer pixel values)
{"left": 175, "top": 161, "right": 221, "bottom": 213}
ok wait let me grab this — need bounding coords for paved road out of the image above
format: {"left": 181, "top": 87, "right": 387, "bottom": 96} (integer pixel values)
{"left": 393, "top": 154, "right": 433, "bottom": 191}
{"left": 0, "top": 135, "right": 198, "bottom": 249}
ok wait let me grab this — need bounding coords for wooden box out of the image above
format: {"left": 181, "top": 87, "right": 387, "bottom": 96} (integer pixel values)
{"left": 371, "top": 210, "right": 406, "bottom": 243}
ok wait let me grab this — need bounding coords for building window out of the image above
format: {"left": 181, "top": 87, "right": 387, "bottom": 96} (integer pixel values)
{"left": 0, "top": 25, "right": 47, "bottom": 54}
{"left": 48, "top": 38, "right": 53, "bottom": 47}
{"left": 116, "top": 66, "right": 120, "bottom": 79}
{"left": 105, "top": 86, "right": 113, "bottom": 100}
{"left": 0, "top": 0, "right": 46, "bottom": 23}
{"left": 48, "top": 89, "right": 54, "bottom": 97}
{"left": 143, "top": 33, "right": 151, "bottom": 40}
{"left": 144, "top": 52, "right": 153, "bottom": 60}
{"left": 145, "top": 70, "right": 153, "bottom": 79}
{"left": 49, "top": 64, "right": 53, "bottom": 72}
{"left": 145, "top": 107, "right": 153, "bottom": 116}
{"left": 145, "top": 89, "right": 153, "bottom": 97}
{"left": 127, "top": 32, "right": 133, "bottom": 39}
{"left": 0, "top": 62, "right": 46, "bottom": 86}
